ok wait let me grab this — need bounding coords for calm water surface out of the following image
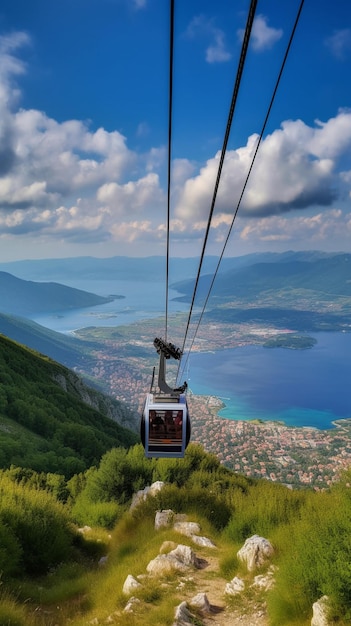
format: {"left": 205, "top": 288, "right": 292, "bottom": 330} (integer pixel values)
{"left": 31, "top": 279, "right": 189, "bottom": 332}
{"left": 188, "top": 332, "right": 351, "bottom": 429}
{"left": 31, "top": 279, "right": 351, "bottom": 429}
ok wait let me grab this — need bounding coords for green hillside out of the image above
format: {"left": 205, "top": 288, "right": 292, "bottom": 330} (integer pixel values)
{"left": 0, "top": 444, "right": 350, "bottom": 625}
{"left": 0, "top": 333, "right": 138, "bottom": 477}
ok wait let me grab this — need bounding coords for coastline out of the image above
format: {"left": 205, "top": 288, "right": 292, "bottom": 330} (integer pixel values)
{"left": 188, "top": 392, "right": 351, "bottom": 489}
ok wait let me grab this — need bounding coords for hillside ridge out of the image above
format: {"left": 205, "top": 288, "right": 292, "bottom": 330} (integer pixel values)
{"left": 0, "top": 270, "right": 115, "bottom": 315}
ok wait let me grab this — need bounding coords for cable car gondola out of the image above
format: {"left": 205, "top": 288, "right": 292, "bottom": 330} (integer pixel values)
{"left": 140, "top": 338, "right": 191, "bottom": 458}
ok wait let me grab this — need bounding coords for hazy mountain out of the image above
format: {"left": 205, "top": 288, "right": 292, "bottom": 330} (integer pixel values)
{"left": 171, "top": 252, "right": 351, "bottom": 302}
{"left": 0, "top": 250, "right": 334, "bottom": 284}
{"left": 0, "top": 271, "right": 114, "bottom": 316}
{"left": 0, "top": 311, "right": 93, "bottom": 368}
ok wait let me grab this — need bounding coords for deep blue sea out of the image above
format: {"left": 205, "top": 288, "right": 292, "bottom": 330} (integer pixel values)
{"left": 30, "top": 279, "right": 351, "bottom": 430}
{"left": 188, "top": 332, "right": 351, "bottom": 430}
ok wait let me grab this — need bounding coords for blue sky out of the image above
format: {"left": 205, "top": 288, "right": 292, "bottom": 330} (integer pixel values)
{"left": 0, "top": 0, "right": 350, "bottom": 261}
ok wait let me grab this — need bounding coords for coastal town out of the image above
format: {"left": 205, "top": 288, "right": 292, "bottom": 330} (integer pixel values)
{"left": 76, "top": 322, "right": 351, "bottom": 491}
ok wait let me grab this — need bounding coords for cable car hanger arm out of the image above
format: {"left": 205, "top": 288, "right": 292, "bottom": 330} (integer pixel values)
{"left": 153, "top": 337, "right": 187, "bottom": 395}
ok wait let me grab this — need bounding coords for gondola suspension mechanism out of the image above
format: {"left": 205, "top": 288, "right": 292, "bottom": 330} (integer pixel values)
{"left": 140, "top": 338, "right": 190, "bottom": 458}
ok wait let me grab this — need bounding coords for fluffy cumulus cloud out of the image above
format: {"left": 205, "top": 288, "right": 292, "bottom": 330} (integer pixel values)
{"left": 1, "top": 31, "right": 351, "bottom": 255}
{"left": 175, "top": 110, "right": 351, "bottom": 229}
{"left": 0, "top": 32, "right": 166, "bottom": 247}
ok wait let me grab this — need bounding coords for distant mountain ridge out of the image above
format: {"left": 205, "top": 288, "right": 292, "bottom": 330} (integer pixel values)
{"left": 0, "top": 271, "right": 114, "bottom": 316}
{"left": 0, "top": 250, "right": 336, "bottom": 284}
{"left": 0, "top": 311, "right": 92, "bottom": 368}
{"left": 171, "top": 252, "right": 351, "bottom": 302}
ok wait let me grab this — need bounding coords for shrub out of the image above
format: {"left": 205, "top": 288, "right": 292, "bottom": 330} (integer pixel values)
{"left": 0, "top": 522, "right": 22, "bottom": 577}
{"left": 268, "top": 489, "right": 351, "bottom": 623}
{"left": 83, "top": 447, "right": 153, "bottom": 505}
{"left": 0, "top": 474, "right": 75, "bottom": 575}
{"left": 72, "top": 494, "right": 122, "bottom": 529}
{"left": 224, "top": 480, "right": 305, "bottom": 543}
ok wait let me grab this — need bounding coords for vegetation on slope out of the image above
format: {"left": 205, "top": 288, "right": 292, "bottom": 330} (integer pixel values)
{"left": 0, "top": 334, "right": 138, "bottom": 477}
{"left": 0, "top": 326, "right": 351, "bottom": 624}
{"left": 0, "top": 311, "right": 95, "bottom": 369}
{"left": 0, "top": 444, "right": 350, "bottom": 625}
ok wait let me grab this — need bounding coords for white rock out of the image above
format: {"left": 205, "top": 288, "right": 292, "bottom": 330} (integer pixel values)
{"left": 190, "top": 592, "right": 211, "bottom": 612}
{"left": 148, "top": 481, "right": 165, "bottom": 495}
{"left": 122, "top": 574, "right": 142, "bottom": 596}
{"left": 146, "top": 554, "right": 188, "bottom": 575}
{"left": 147, "top": 544, "right": 202, "bottom": 576}
{"left": 173, "top": 601, "right": 193, "bottom": 625}
{"left": 78, "top": 525, "right": 92, "bottom": 534}
{"left": 191, "top": 535, "right": 216, "bottom": 548}
{"left": 311, "top": 596, "right": 331, "bottom": 626}
{"left": 130, "top": 481, "right": 165, "bottom": 509}
{"left": 253, "top": 565, "right": 276, "bottom": 591}
{"left": 168, "top": 544, "right": 199, "bottom": 567}
{"left": 155, "top": 509, "right": 174, "bottom": 530}
{"left": 123, "top": 597, "right": 141, "bottom": 613}
{"left": 237, "top": 535, "right": 274, "bottom": 572}
{"left": 225, "top": 576, "right": 245, "bottom": 595}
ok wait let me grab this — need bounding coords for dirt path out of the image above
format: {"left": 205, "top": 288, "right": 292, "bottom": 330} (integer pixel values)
{"left": 180, "top": 552, "right": 270, "bottom": 626}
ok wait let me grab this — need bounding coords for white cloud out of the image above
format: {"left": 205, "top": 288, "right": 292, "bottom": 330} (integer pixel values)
{"left": 325, "top": 29, "right": 351, "bottom": 60}
{"left": 0, "top": 33, "right": 166, "bottom": 247}
{"left": 238, "top": 14, "right": 283, "bottom": 52}
{"left": 97, "top": 173, "right": 164, "bottom": 213}
{"left": 206, "top": 31, "right": 231, "bottom": 63}
{"left": 0, "top": 31, "right": 350, "bottom": 256}
{"left": 239, "top": 209, "right": 350, "bottom": 245}
{"left": 185, "top": 15, "right": 231, "bottom": 64}
{"left": 175, "top": 111, "right": 351, "bottom": 225}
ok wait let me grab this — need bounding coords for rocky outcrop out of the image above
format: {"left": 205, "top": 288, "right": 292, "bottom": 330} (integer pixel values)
{"left": 173, "top": 601, "right": 194, "bottom": 626}
{"left": 173, "top": 593, "right": 213, "bottom": 626}
{"left": 311, "top": 596, "right": 331, "bottom": 626}
{"left": 122, "top": 574, "right": 142, "bottom": 595}
{"left": 147, "top": 543, "right": 204, "bottom": 576}
{"left": 130, "top": 481, "right": 166, "bottom": 510}
{"left": 225, "top": 576, "right": 245, "bottom": 595}
{"left": 53, "top": 371, "right": 139, "bottom": 430}
{"left": 237, "top": 534, "right": 274, "bottom": 572}
{"left": 154, "top": 509, "right": 216, "bottom": 548}
{"left": 253, "top": 566, "right": 276, "bottom": 591}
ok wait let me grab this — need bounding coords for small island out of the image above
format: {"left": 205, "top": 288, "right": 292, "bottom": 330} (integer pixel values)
{"left": 263, "top": 334, "right": 317, "bottom": 350}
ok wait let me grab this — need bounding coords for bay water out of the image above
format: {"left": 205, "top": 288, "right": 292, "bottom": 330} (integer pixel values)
{"left": 188, "top": 332, "right": 351, "bottom": 429}
{"left": 30, "top": 279, "right": 351, "bottom": 430}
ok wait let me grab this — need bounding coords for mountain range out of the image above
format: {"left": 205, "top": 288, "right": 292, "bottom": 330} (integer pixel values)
{"left": 0, "top": 249, "right": 334, "bottom": 283}
{"left": 171, "top": 252, "right": 351, "bottom": 302}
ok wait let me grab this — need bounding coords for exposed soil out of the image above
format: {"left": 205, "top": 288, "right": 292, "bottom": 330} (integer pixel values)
{"left": 179, "top": 551, "right": 270, "bottom": 626}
